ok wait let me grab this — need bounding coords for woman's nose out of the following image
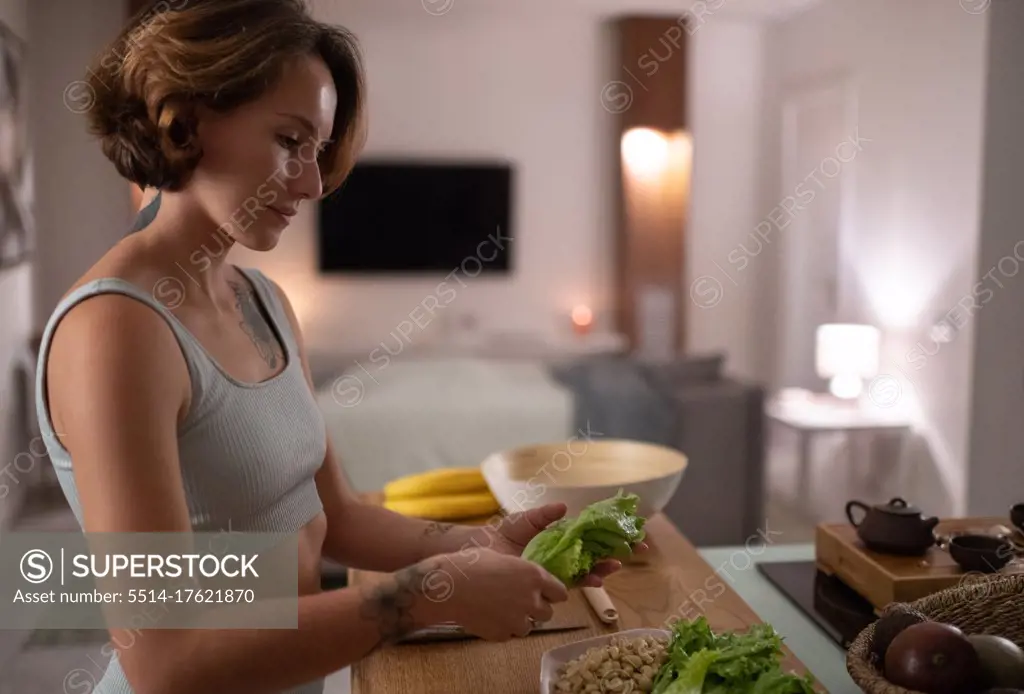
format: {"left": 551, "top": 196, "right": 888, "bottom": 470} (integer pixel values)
{"left": 293, "top": 155, "right": 324, "bottom": 201}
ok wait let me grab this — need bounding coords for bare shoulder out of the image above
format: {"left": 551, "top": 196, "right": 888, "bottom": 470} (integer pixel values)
{"left": 57, "top": 233, "right": 164, "bottom": 301}
{"left": 49, "top": 235, "right": 185, "bottom": 369}
{"left": 46, "top": 286, "right": 191, "bottom": 433}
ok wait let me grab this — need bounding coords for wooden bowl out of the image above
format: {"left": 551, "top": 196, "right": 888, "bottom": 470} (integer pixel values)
{"left": 480, "top": 439, "right": 688, "bottom": 517}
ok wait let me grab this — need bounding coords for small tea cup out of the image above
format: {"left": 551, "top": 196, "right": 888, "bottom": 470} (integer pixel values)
{"left": 1010, "top": 503, "right": 1024, "bottom": 535}
{"left": 948, "top": 534, "right": 1015, "bottom": 573}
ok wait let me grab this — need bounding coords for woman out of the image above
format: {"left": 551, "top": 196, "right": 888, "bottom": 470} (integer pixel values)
{"left": 35, "top": 2, "right": 638, "bottom": 693}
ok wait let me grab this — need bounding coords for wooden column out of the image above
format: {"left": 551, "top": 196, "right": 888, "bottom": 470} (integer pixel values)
{"left": 610, "top": 16, "right": 691, "bottom": 359}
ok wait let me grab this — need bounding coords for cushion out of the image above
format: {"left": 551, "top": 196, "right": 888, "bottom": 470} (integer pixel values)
{"left": 639, "top": 353, "right": 725, "bottom": 390}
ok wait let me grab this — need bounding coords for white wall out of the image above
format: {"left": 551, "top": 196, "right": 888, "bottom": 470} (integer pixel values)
{"left": 0, "top": 0, "right": 30, "bottom": 529}
{"left": 232, "top": 7, "right": 620, "bottom": 357}
{"left": 966, "top": 1, "right": 1024, "bottom": 516}
{"left": 685, "top": 20, "right": 766, "bottom": 382}
{"left": 757, "top": 0, "right": 990, "bottom": 515}
{"left": 29, "top": 0, "right": 131, "bottom": 327}
{"left": 0, "top": 0, "right": 129, "bottom": 528}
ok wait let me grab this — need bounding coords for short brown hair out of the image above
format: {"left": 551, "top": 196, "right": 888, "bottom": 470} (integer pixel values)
{"left": 84, "top": 0, "right": 365, "bottom": 196}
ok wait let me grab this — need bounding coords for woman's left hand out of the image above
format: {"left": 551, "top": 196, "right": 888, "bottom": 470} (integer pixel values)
{"left": 485, "top": 502, "right": 648, "bottom": 588}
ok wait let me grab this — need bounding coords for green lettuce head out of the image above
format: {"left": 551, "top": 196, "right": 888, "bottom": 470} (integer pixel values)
{"left": 521, "top": 490, "right": 647, "bottom": 586}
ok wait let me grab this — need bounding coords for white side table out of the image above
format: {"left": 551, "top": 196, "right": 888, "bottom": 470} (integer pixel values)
{"left": 766, "top": 391, "right": 912, "bottom": 514}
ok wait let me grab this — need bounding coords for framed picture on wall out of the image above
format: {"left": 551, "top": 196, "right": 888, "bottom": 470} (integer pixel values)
{"left": 0, "top": 20, "right": 30, "bottom": 271}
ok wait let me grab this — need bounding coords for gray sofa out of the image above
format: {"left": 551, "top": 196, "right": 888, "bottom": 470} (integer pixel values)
{"left": 549, "top": 353, "right": 766, "bottom": 548}
{"left": 662, "top": 374, "right": 766, "bottom": 548}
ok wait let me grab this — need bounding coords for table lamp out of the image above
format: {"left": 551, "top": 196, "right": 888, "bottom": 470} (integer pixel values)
{"left": 815, "top": 323, "right": 880, "bottom": 400}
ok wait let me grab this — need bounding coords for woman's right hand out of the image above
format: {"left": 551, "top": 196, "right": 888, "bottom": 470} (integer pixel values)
{"left": 427, "top": 547, "right": 569, "bottom": 642}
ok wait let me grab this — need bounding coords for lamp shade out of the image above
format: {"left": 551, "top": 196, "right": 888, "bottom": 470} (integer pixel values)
{"left": 815, "top": 324, "right": 880, "bottom": 380}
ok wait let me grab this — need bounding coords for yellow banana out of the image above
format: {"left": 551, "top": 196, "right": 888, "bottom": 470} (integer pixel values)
{"left": 384, "top": 492, "right": 500, "bottom": 521}
{"left": 383, "top": 467, "right": 489, "bottom": 501}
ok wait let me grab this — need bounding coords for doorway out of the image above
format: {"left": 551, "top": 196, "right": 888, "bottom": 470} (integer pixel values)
{"left": 776, "top": 79, "right": 858, "bottom": 391}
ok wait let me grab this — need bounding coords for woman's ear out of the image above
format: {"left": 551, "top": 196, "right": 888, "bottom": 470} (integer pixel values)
{"left": 168, "top": 113, "right": 199, "bottom": 152}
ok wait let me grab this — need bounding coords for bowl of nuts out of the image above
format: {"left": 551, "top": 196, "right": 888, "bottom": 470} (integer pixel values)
{"left": 541, "top": 628, "right": 670, "bottom": 693}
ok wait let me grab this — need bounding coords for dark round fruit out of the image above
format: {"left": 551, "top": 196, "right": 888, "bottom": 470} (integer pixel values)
{"left": 968, "top": 634, "right": 1024, "bottom": 689}
{"left": 872, "top": 612, "right": 928, "bottom": 668}
{"left": 884, "top": 621, "right": 981, "bottom": 694}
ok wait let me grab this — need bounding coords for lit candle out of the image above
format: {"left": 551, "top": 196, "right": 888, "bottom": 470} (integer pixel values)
{"left": 571, "top": 305, "right": 593, "bottom": 335}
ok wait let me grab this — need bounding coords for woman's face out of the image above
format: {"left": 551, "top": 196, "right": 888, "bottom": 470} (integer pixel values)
{"left": 190, "top": 53, "right": 338, "bottom": 251}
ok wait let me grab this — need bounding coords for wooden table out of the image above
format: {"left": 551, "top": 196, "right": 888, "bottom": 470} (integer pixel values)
{"left": 347, "top": 505, "right": 819, "bottom": 693}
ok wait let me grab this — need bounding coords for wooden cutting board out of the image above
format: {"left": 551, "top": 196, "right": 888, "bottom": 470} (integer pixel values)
{"left": 815, "top": 515, "right": 1024, "bottom": 611}
{"left": 349, "top": 510, "right": 821, "bottom": 694}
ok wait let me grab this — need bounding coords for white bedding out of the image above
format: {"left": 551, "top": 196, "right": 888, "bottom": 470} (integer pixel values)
{"left": 315, "top": 356, "right": 575, "bottom": 493}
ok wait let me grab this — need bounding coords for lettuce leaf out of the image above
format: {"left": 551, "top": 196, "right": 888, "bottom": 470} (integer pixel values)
{"left": 660, "top": 649, "right": 718, "bottom": 694}
{"left": 651, "top": 617, "right": 818, "bottom": 694}
{"left": 520, "top": 490, "right": 646, "bottom": 586}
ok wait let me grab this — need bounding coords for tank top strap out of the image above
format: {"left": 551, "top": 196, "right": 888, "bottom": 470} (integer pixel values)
{"left": 234, "top": 266, "right": 299, "bottom": 357}
{"left": 34, "top": 277, "right": 212, "bottom": 453}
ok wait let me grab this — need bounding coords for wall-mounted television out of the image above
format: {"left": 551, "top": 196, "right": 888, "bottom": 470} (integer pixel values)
{"left": 317, "top": 159, "right": 514, "bottom": 275}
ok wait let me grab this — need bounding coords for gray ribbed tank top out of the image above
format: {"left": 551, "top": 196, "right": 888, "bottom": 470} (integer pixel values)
{"left": 34, "top": 267, "right": 327, "bottom": 694}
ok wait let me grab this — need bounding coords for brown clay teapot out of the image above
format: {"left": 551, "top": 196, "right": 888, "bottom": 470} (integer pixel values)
{"left": 845, "top": 497, "right": 939, "bottom": 556}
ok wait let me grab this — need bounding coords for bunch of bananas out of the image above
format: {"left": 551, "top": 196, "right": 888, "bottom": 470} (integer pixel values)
{"left": 383, "top": 467, "right": 501, "bottom": 521}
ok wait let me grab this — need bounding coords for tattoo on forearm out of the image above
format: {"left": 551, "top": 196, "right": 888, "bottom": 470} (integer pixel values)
{"left": 358, "top": 561, "right": 433, "bottom": 643}
{"left": 423, "top": 522, "right": 454, "bottom": 536}
{"left": 228, "top": 280, "right": 285, "bottom": 369}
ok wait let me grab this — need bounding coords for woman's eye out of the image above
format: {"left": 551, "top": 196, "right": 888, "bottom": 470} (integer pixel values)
{"left": 277, "top": 135, "right": 300, "bottom": 150}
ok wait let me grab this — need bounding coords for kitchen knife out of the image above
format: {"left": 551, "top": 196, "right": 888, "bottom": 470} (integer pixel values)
{"left": 581, "top": 586, "right": 619, "bottom": 624}
{"left": 396, "top": 620, "right": 590, "bottom": 644}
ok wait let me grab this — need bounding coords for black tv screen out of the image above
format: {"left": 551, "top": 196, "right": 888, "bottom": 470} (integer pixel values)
{"left": 317, "top": 160, "right": 514, "bottom": 274}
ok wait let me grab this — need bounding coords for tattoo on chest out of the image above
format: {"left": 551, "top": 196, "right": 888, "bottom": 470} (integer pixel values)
{"left": 227, "top": 280, "right": 284, "bottom": 369}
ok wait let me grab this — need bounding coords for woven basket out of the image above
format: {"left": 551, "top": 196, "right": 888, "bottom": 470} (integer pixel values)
{"left": 847, "top": 573, "right": 1024, "bottom": 693}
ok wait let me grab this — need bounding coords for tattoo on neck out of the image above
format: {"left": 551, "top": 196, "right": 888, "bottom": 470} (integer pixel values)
{"left": 358, "top": 561, "right": 433, "bottom": 644}
{"left": 129, "top": 191, "right": 161, "bottom": 234}
{"left": 227, "top": 279, "right": 285, "bottom": 369}
{"left": 423, "top": 522, "right": 454, "bottom": 537}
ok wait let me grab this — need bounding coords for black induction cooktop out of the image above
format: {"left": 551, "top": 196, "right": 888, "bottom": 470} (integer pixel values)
{"left": 757, "top": 560, "right": 878, "bottom": 649}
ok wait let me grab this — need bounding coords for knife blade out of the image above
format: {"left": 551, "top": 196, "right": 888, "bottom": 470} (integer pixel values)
{"left": 396, "top": 620, "right": 589, "bottom": 644}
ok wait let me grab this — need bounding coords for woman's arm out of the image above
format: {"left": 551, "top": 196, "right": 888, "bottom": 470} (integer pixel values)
{"left": 269, "top": 279, "right": 478, "bottom": 571}
{"left": 47, "top": 295, "right": 449, "bottom": 694}
{"left": 314, "top": 436, "right": 478, "bottom": 570}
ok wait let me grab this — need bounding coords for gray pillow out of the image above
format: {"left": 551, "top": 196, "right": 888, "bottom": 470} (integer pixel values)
{"left": 640, "top": 353, "right": 725, "bottom": 389}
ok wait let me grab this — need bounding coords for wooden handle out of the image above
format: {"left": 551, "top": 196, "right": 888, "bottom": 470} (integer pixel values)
{"left": 582, "top": 586, "right": 618, "bottom": 624}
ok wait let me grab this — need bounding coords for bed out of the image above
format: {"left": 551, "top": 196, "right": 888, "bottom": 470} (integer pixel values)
{"left": 314, "top": 356, "right": 576, "bottom": 493}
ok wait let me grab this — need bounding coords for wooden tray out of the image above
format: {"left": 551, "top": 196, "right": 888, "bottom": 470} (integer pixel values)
{"left": 815, "top": 516, "right": 1024, "bottom": 612}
